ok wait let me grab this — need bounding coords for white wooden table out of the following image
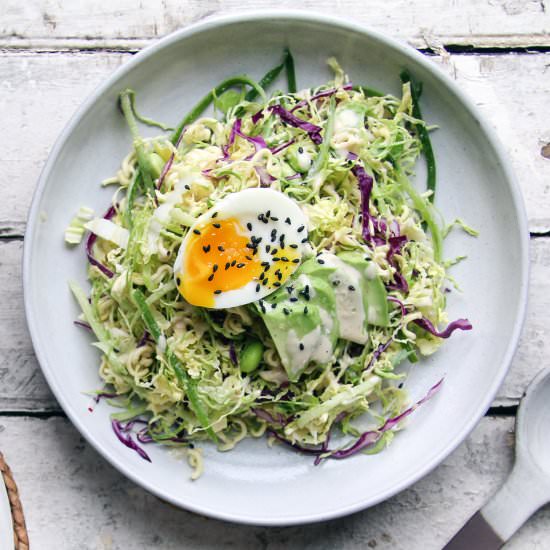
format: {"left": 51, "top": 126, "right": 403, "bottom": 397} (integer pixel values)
{"left": 1, "top": 2, "right": 550, "bottom": 548}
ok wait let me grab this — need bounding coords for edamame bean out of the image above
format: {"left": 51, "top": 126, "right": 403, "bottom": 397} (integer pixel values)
{"left": 239, "top": 340, "right": 264, "bottom": 373}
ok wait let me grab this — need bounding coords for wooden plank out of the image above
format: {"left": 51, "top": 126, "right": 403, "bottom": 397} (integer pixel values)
{"left": 1, "top": 0, "right": 550, "bottom": 48}
{"left": 1, "top": 237, "right": 548, "bottom": 411}
{"left": 0, "top": 415, "right": 548, "bottom": 548}
{"left": 1, "top": 50, "right": 549, "bottom": 236}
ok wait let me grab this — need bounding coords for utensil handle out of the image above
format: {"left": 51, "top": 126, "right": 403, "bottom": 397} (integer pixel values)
{"left": 442, "top": 511, "right": 503, "bottom": 550}
{"left": 481, "top": 461, "right": 549, "bottom": 541}
{"left": 444, "top": 461, "right": 549, "bottom": 549}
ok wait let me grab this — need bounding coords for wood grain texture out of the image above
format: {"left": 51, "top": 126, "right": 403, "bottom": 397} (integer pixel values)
{"left": 1, "top": 0, "right": 550, "bottom": 48}
{"left": 1, "top": 51, "right": 550, "bottom": 236}
{"left": 0, "top": 415, "right": 547, "bottom": 549}
{"left": 1, "top": 236, "right": 548, "bottom": 411}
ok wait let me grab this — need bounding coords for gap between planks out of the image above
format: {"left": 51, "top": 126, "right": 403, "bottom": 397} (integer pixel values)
{"left": 3, "top": 40, "right": 550, "bottom": 55}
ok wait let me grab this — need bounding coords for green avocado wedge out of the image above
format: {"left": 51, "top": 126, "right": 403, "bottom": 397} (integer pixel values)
{"left": 256, "top": 251, "right": 389, "bottom": 381}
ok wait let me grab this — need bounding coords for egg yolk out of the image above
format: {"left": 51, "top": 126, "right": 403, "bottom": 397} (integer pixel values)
{"left": 177, "top": 217, "right": 263, "bottom": 307}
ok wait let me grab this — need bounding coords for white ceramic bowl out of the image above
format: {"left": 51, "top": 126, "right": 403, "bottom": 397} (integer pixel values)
{"left": 24, "top": 11, "right": 528, "bottom": 525}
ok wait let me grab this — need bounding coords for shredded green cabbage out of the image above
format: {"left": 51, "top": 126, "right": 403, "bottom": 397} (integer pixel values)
{"left": 69, "top": 57, "right": 471, "bottom": 473}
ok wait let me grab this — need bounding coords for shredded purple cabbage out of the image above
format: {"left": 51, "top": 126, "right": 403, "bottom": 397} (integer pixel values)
{"left": 365, "top": 337, "right": 394, "bottom": 370}
{"left": 414, "top": 317, "right": 473, "bottom": 338}
{"left": 252, "top": 408, "right": 290, "bottom": 427}
{"left": 93, "top": 390, "right": 119, "bottom": 404}
{"left": 387, "top": 296, "right": 407, "bottom": 316}
{"left": 290, "top": 83, "right": 353, "bottom": 112}
{"left": 223, "top": 119, "right": 268, "bottom": 158}
{"left": 74, "top": 320, "right": 92, "bottom": 331}
{"left": 137, "top": 330, "right": 151, "bottom": 348}
{"left": 86, "top": 206, "right": 116, "bottom": 278}
{"left": 328, "top": 378, "right": 444, "bottom": 460}
{"left": 255, "top": 166, "right": 275, "bottom": 187}
{"left": 111, "top": 419, "right": 151, "bottom": 462}
{"left": 229, "top": 342, "right": 238, "bottom": 366}
{"left": 251, "top": 109, "right": 264, "bottom": 124}
{"left": 270, "top": 138, "right": 295, "bottom": 155}
{"left": 268, "top": 105, "right": 323, "bottom": 144}
{"left": 269, "top": 379, "right": 444, "bottom": 463}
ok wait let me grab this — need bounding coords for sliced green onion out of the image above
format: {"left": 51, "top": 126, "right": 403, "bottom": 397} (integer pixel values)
{"left": 400, "top": 70, "right": 436, "bottom": 202}
{"left": 121, "top": 89, "right": 174, "bottom": 131}
{"left": 284, "top": 48, "right": 297, "bottom": 93}
{"left": 132, "top": 289, "right": 218, "bottom": 442}
{"left": 119, "top": 89, "right": 157, "bottom": 197}
{"left": 171, "top": 76, "right": 267, "bottom": 145}
{"left": 395, "top": 164, "right": 443, "bottom": 262}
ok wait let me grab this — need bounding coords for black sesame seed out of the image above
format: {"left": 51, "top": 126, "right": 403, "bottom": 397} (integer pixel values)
{"left": 281, "top": 257, "right": 289, "bottom": 262}
{"left": 270, "top": 217, "right": 279, "bottom": 221}
{"left": 214, "top": 289, "right": 222, "bottom": 294}
{"left": 283, "top": 308, "right": 290, "bottom": 315}
{"left": 301, "top": 238, "right": 308, "bottom": 243}
{"left": 318, "top": 259, "right": 325, "bottom": 265}
{"left": 176, "top": 277, "right": 181, "bottom": 286}
{"left": 247, "top": 222, "right": 252, "bottom": 231}
{"left": 218, "top": 245, "right": 225, "bottom": 252}
{"left": 298, "top": 146, "right": 304, "bottom": 154}
{"left": 213, "top": 264, "right": 218, "bottom": 272}
{"left": 262, "top": 278, "right": 269, "bottom": 286}
{"left": 273, "top": 281, "right": 281, "bottom": 287}
{"left": 304, "top": 306, "right": 309, "bottom": 314}
{"left": 256, "top": 284, "right": 261, "bottom": 292}
{"left": 271, "top": 248, "right": 278, "bottom": 255}
{"left": 286, "top": 286, "right": 294, "bottom": 294}
{"left": 246, "top": 243, "right": 255, "bottom": 249}
{"left": 260, "top": 272, "right": 265, "bottom": 280}
{"left": 237, "top": 263, "right": 245, "bottom": 268}
{"left": 231, "top": 260, "right": 236, "bottom": 266}
{"left": 292, "top": 258, "right": 300, "bottom": 264}
{"left": 212, "top": 211, "right": 218, "bottom": 218}
{"left": 193, "top": 229, "right": 201, "bottom": 235}
{"left": 202, "top": 245, "right": 211, "bottom": 253}
{"left": 271, "top": 303, "right": 277, "bottom": 309}
{"left": 260, "top": 303, "right": 266, "bottom": 313}
{"left": 225, "top": 262, "right": 230, "bottom": 270}
{"left": 261, "top": 261, "right": 270, "bottom": 267}
{"left": 258, "top": 214, "right": 265, "bottom": 222}
{"left": 213, "top": 223, "right": 221, "bottom": 229}
{"left": 266, "top": 210, "right": 271, "bottom": 218}
{"left": 208, "top": 274, "right": 214, "bottom": 281}
{"left": 348, "top": 285, "right": 356, "bottom": 291}
{"left": 265, "top": 244, "right": 271, "bottom": 252}
{"left": 245, "top": 255, "right": 252, "bottom": 261}
{"left": 261, "top": 217, "right": 269, "bottom": 224}
{"left": 285, "top": 217, "right": 291, "bottom": 225}
{"left": 290, "top": 244, "right": 298, "bottom": 249}
{"left": 332, "top": 279, "right": 341, "bottom": 286}
{"left": 299, "top": 343, "right": 305, "bottom": 351}
{"left": 277, "top": 272, "right": 282, "bottom": 281}
{"left": 290, "top": 297, "right": 298, "bottom": 302}
{"left": 184, "top": 184, "right": 191, "bottom": 191}
{"left": 297, "top": 225, "right": 305, "bottom": 233}
{"left": 272, "top": 257, "right": 280, "bottom": 262}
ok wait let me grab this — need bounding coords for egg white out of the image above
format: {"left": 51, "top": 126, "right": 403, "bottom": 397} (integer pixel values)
{"left": 174, "top": 188, "right": 309, "bottom": 309}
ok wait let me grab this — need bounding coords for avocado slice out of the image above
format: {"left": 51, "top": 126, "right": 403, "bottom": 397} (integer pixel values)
{"left": 256, "top": 251, "right": 389, "bottom": 381}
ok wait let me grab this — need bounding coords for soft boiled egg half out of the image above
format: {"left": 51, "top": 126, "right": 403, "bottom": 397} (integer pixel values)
{"left": 173, "top": 188, "right": 309, "bottom": 309}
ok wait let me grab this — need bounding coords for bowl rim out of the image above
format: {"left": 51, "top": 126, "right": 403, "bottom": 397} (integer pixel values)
{"left": 23, "top": 9, "right": 530, "bottom": 526}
